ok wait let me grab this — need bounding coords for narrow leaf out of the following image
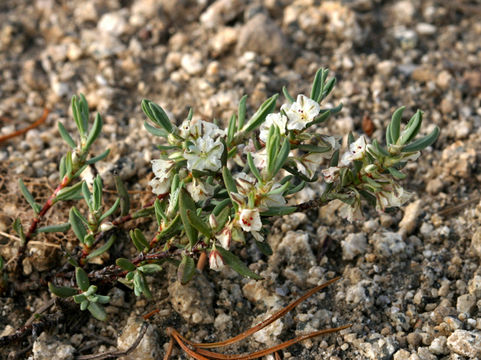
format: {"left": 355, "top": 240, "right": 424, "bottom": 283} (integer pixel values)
{"left": 57, "top": 122, "right": 76, "bottom": 148}
{"left": 86, "top": 149, "right": 110, "bottom": 165}
{"left": 273, "top": 137, "right": 290, "bottom": 175}
{"left": 390, "top": 106, "right": 405, "bottom": 144}
{"left": 247, "top": 153, "right": 262, "bottom": 182}
{"left": 86, "top": 235, "right": 116, "bottom": 260}
{"left": 399, "top": 110, "right": 423, "bottom": 145}
{"left": 282, "top": 86, "right": 294, "bottom": 103}
{"left": 237, "top": 95, "right": 247, "bottom": 129}
{"left": 116, "top": 258, "right": 136, "bottom": 272}
{"left": 178, "top": 255, "right": 196, "bottom": 285}
{"left": 186, "top": 210, "right": 211, "bottom": 238}
{"left": 69, "top": 207, "right": 87, "bottom": 244}
{"left": 387, "top": 167, "right": 407, "bottom": 180}
{"left": 88, "top": 302, "right": 107, "bottom": 321}
{"left": 75, "top": 267, "right": 90, "bottom": 292}
{"left": 19, "top": 179, "right": 41, "bottom": 214}
{"left": 137, "top": 264, "right": 162, "bottom": 274}
{"left": 401, "top": 126, "right": 439, "bottom": 152}
{"left": 48, "top": 283, "right": 78, "bottom": 298}
{"left": 99, "top": 198, "right": 120, "bottom": 223}
{"left": 255, "top": 239, "right": 273, "bottom": 256}
{"left": 310, "top": 68, "right": 324, "bottom": 102}
{"left": 148, "top": 101, "right": 174, "bottom": 134}
{"left": 84, "top": 113, "right": 103, "bottom": 151}
{"left": 179, "top": 189, "right": 199, "bottom": 247}
{"left": 242, "top": 94, "right": 278, "bottom": 133}
{"left": 36, "top": 223, "right": 71, "bottom": 234}
{"left": 114, "top": 175, "right": 130, "bottom": 216}
{"left": 260, "top": 206, "right": 297, "bottom": 216}
{"left": 216, "top": 247, "right": 262, "bottom": 280}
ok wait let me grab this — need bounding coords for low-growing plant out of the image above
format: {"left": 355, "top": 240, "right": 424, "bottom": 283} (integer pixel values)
{"left": 5, "top": 68, "right": 439, "bottom": 358}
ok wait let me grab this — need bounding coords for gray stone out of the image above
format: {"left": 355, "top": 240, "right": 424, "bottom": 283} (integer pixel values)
{"left": 468, "top": 275, "right": 481, "bottom": 298}
{"left": 117, "top": 316, "right": 160, "bottom": 360}
{"left": 200, "top": 0, "right": 244, "bottom": 28}
{"left": 32, "top": 332, "right": 75, "bottom": 360}
{"left": 236, "top": 13, "right": 293, "bottom": 63}
{"left": 372, "top": 231, "right": 406, "bottom": 257}
{"left": 456, "top": 294, "right": 476, "bottom": 315}
{"left": 429, "top": 336, "right": 448, "bottom": 355}
{"left": 341, "top": 233, "right": 367, "bottom": 260}
{"left": 447, "top": 330, "right": 481, "bottom": 358}
{"left": 168, "top": 274, "right": 214, "bottom": 324}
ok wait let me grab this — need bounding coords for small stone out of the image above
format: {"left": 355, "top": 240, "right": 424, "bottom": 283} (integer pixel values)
{"left": 398, "top": 199, "right": 422, "bottom": 236}
{"left": 181, "top": 52, "right": 204, "bottom": 76}
{"left": 416, "top": 23, "right": 436, "bottom": 35}
{"left": 429, "top": 336, "right": 448, "bottom": 355}
{"left": 32, "top": 332, "right": 75, "bottom": 360}
{"left": 445, "top": 316, "right": 463, "bottom": 331}
{"left": 457, "top": 294, "right": 476, "bottom": 315}
{"left": 463, "top": 71, "right": 481, "bottom": 91}
{"left": 200, "top": 0, "right": 244, "bottom": 28}
{"left": 98, "top": 11, "right": 128, "bottom": 36}
{"left": 426, "top": 178, "right": 444, "bottom": 195}
{"left": 468, "top": 275, "right": 481, "bottom": 298}
{"left": 392, "top": 1, "right": 415, "bottom": 24}
{"left": 372, "top": 231, "right": 406, "bottom": 257}
{"left": 236, "top": 13, "right": 293, "bottom": 63}
{"left": 341, "top": 233, "right": 367, "bottom": 260}
{"left": 393, "top": 349, "right": 411, "bottom": 360}
{"left": 168, "top": 274, "right": 214, "bottom": 324}
{"left": 117, "top": 316, "right": 160, "bottom": 360}
{"left": 447, "top": 330, "right": 481, "bottom": 358}
{"left": 471, "top": 229, "right": 481, "bottom": 258}
{"left": 411, "top": 66, "right": 435, "bottom": 83}
{"left": 416, "top": 347, "right": 436, "bottom": 360}
{"left": 407, "top": 332, "right": 422, "bottom": 348}
{"left": 436, "top": 70, "right": 452, "bottom": 90}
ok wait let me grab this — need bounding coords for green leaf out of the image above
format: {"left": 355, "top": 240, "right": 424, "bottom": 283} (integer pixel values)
{"left": 131, "top": 206, "right": 155, "bottom": 219}
{"left": 76, "top": 267, "right": 90, "bottom": 292}
{"left": 387, "top": 167, "right": 407, "bottom": 180}
{"left": 113, "top": 175, "right": 130, "bottom": 217}
{"left": 320, "top": 77, "right": 336, "bottom": 102}
{"left": 86, "top": 235, "right": 116, "bottom": 260}
{"left": 216, "top": 247, "right": 262, "bottom": 280}
{"left": 19, "top": 179, "right": 41, "bottom": 214}
{"left": 310, "top": 68, "right": 325, "bottom": 102}
{"left": 92, "top": 175, "right": 102, "bottom": 211}
{"left": 73, "top": 294, "right": 87, "bottom": 304}
{"left": 330, "top": 149, "right": 340, "bottom": 167}
{"left": 389, "top": 106, "right": 405, "bottom": 144}
{"left": 237, "top": 95, "right": 247, "bottom": 129}
{"left": 186, "top": 209, "right": 211, "bottom": 238}
{"left": 85, "top": 149, "right": 110, "bottom": 165}
{"left": 71, "top": 95, "right": 88, "bottom": 137}
{"left": 134, "top": 271, "right": 152, "bottom": 299}
{"left": 260, "top": 206, "right": 297, "bottom": 216}
{"left": 82, "top": 182, "right": 92, "bottom": 210}
{"left": 284, "top": 180, "right": 305, "bottom": 196}
{"left": 84, "top": 113, "right": 103, "bottom": 152}
{"left": 282, "top": 86, "right": 294, "bottom": 103}
{"left": 273, "top": 137, "right": 290, "bottom": 175}
{"left": 242, "top": 94, "right": 278, "bottom": 133}
{"left": 116, "top": 258, "right": 137, "bottom": 272}
{"left": 401, "top": 126, "right": 439, "bottom": 152}
{"left": 157, "top": 214, "right": 181, "bottom": 241}
{"left": 56, "top": 181, "right": 84, "bottom": 202}
{"left": 142, "top": 100, "right": 174, "bottom": 134}
{"left": 69, "top": 207, "right": 87, "bottom": 244}
{"left": 373, "top": 139, "right": 390, "bottom": 157}
{"left": 57, "top": 122, "right": 76, "bottom": 148}
{"left": 130, "top": 228, "right": 150, "bottom": 252}
{"left": 222, "top": 167, "right": 239, "bottom": 210}
{"left": 36, "top": 223, "right": 71, "bottom": 234}
{"left": 247, "top": 153, "right": 262, "bottom": 182}
{"left": 99, "top": 198, "right": 120, "bottom": 223}
{"left": 386, "top": 122, "right": 393, "bottom": 146}
{"left": 59, "top": 155, "right": 67, "bottom": 179}
{"left": 137, "top": 264, "right": 162, "bottom": 274}
{"left": 179, "top": 189, "right": 199, "bottom": 247}
{"left": 255, "top": 239, "right": 273, "bottom": 256}
{"left": 72, "top": 165, "right": 88, "bottom": 180}
{"left": 177, "top": 255, "right": 196, "bottom": 285}
{"left": 88, "top": 302, "right": 107, "bottom": 321}
{"left": 48, "top": 283, "right": 78, "bottom": 298}
{"left": 227, "top": 114, "right": 237, "bottom": 144}
{"left": 95, "top": 294, "right": 110, "bottom": 304}
{"left": 144, "top": 120, "right": 168, "bottom": 138}
{"left": 399, "top": 110, "right": 423, "bottom": 145}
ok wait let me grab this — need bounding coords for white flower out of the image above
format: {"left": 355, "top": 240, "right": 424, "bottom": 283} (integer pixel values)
{"left": 376, "top": 184, "right": 411, "bottom": 211}
{"left": 184, "top": 136, "right": 224, "bottom": 172}
{"left": 149, "top": 159, "right": 175, "bottom": 195}
{"left": 238, "top": 208, "right": 262, "bottom": 232}
{"left": 340, "top": 135, "right": 367, "bottom": 166}
{"left": 235, "top": 172, "right": 256, "bottom": 195}
{"left": 296, "top": 152, "right": 325, "bottom": 178}
{"left": 182, "top": 118, "right": 224, "bottom": 139}
{"left": 260, "top": 183, "right": 286, "bottom": 208}
{"left": 252, "top": 148, "right": 268, "bottom": 169}
{"left": 259, "top": 113, "right": 288, "bottom": 142}
{"left": 321, "top": 166, "right": 340, "bottom": 183}
{"left": 186, "top": 179, "right": 215, "bottom": 202}
{"left": 283, "top": 95, "right": 321, "bottom": 131}
{"left": 216, "top": 227, "right": 232, "bottom": 249}
{"left": 209, "top": 250, "right": 224, "bottom": 271}
{"left": 338, "top": 200, "right": 363, "bottom": 222}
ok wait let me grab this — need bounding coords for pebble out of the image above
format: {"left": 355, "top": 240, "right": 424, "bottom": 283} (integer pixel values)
{"left": 456, "top": 294, "right": 476, "bottom": 315}
{"left": 200, "top": 0, "right": 244, "bottom": 28}
{"left": 372, "top": 231, "right": 406, "bottom": 257}
{"left": 468, "top": 275, "right": 481, "bottom": 298}
{"left": 447, "top": 330, "right": 481, "bottom": 358}
{"left": 429, "top": 336, "right": 448, "bottom": 355}
{"left": 117, "top": 316, "right": 160, "bottom": 359}
{"left": 236, "top": 13, "right": 293, "bottom": 63}
{"left": 471, "top": 229, "right": 481, "bottom": 258}
{"left": 167, "top": 274, "right": 214, "bottom": 324}
{"left": 97, "top": 10, "right": 129, "bottom": 36}
{"left": 32, "top": 332, "right": 75, "bottom": 360}
{"left": 398, "top": 199, "right": 422, "bottom": 236}
{"left": 180, "top": 52, "right": 204, "bottom": 76}
{"left": 341, "top": 233, "right": 367, "bottom": 260}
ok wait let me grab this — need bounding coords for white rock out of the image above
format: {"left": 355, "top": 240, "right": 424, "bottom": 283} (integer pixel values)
{"left": 181, "top": 53, "right": 204, "bottom": 76}
{"left": 416, "top": 23, "right": 436, "bottom": 35}
{"left": 398, "top": 199, "right": 421, "bottom": 236}
{"left": 200, "top": 0, "right": 244, "bottom": 28}
{"left": 468, "top": 275, "right": 481, "bottom": 298}
{"left": 32, "top": 332, "right": 75, "bottom": 360}
{"left": 447, "top": 330, "right": 481, "bottom": 358}
{"left": 117, "top": 316, "right": 160, "bottom": 360}
{"left": 341, "top": 233, "right": 367, "bottom": 260}
{"left": 429, "top": 336, "right": 448, "bottom": 355}
{"left": 372, "top": 231, "right": 406, "bottom": 257}
{"left": 98, "top": 11, "right": 128, "bottom": 36}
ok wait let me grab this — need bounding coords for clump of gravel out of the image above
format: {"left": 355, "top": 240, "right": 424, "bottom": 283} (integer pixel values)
{"left": 1, "top": 0, "right": 481, "bottom": 359}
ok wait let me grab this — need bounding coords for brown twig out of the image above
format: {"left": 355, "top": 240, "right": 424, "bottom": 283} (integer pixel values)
{"left": 75, "top": 321, "right": 148, "bottom": 360}
{"left": 0, "top": 108, "right": 49, "bottom": 144}
{"left": 295, "top": 196, "right": 328, "bottom": 212}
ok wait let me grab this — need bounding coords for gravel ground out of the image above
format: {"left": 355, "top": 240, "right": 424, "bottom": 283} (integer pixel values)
{"left": 1, "top": 0, "right": 481, "bottom": 359}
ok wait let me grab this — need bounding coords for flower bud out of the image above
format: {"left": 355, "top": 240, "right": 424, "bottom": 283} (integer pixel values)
{"left": 99, "top": 222, "right": 114, "bottom": 232}
{"left": 216, "top": 227, "right": 231, "bottom": 249}
{"left": 209, "top": 214, "right": 218, "bottom": 229}
{"left": 209, "top": 250, "right": 224, "bottom": 271}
